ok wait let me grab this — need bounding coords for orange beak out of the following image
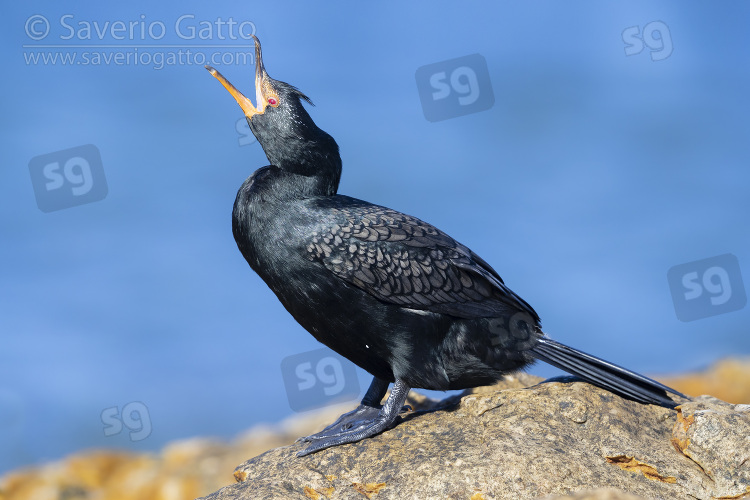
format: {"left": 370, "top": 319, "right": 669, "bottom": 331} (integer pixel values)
{"left": 206, "top": 36, "right": 278, "bottom": 120}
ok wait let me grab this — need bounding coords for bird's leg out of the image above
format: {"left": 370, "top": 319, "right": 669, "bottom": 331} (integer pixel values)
{"left": 297, "top": 379, "right": 411, "bottom": 456}
{"left": 296, "top": 376, "right": 389, "bottom": 443}
{"left": 361, "top": 376, "right": 391, "bottom": 406}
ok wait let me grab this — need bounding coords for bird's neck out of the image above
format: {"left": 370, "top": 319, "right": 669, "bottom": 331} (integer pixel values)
{"left": 273, "top": 159, "right": 341, "bottom": 199}
{"left": 260, "top": 132, "right": 342, "bottom": 198}
{"left": 232, "top": 164, "right": 338, "bottom": 273}
{"left": 280, "top": 168, "right": 340, "bottom": 198}
{"left": 237, "top": 164, "right": 341, "bottom": 207}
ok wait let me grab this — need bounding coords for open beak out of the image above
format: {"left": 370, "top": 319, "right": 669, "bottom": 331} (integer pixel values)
{"left": 206, "top": 36, "right": 276, "bottom": 120}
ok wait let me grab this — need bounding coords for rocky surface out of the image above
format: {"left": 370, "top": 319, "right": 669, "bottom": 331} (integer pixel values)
{"left": 0, "top": 404, "right": 359, "bottom": 500}
{"left": 197, "top": 375, "right": 749, "bottom": 500}
{"left": 540, "top": 490, "right": 649, "bottom": 500}
{"left": 1, "top": 360, "right": 748, "bottom": 500}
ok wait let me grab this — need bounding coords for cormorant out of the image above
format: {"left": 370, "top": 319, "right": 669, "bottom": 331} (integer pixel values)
{"left": 205, "top": 36, "right": 687, "bottom": 457}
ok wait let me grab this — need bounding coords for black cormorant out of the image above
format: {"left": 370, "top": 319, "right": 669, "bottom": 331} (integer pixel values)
{"left": 205, "top": 37, "right": 687, "bottom": 456}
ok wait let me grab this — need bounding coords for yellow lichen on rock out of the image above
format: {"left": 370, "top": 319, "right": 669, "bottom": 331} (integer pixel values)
{"left": 605, "top": 455, "right": 677, "bottom": 483}
{"left": 351, "top": 481, "right": 386, "bottom": 498}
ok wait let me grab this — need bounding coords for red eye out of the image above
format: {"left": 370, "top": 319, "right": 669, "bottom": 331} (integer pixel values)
{"left": 267, "top": 97, "right": 278, "bottom": 106}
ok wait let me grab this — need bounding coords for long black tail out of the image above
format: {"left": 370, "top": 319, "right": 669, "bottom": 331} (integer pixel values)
{"left": 531, "top": 337, "right": 688, "bottom": 407}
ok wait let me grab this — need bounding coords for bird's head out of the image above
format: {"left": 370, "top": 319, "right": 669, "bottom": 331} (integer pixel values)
{"left": 206, "top": 36, "right": 341, "bottom": 188}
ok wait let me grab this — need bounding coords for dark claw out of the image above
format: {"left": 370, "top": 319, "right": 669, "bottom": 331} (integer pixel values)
{"left": 296, "top": 379, "right": 411, "bottom": 456}
{"left": 296, "top": 404, "right": 381, "bottom": 443}
{"left": 297, "top": 414, "right": 394, "bottom": 456}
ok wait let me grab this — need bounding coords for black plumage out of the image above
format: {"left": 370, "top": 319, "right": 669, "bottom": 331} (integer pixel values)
{"left": 306, "top": 202, "right": 539, "bottom": 320}
{"left": 206, "top": 37, "right": 687, "bottom": 456}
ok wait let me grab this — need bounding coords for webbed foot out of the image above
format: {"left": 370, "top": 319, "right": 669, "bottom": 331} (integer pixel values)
{"left": 297, "top": 379, "right": 411, "bottom": 456}
{"left": 296, "top": 404, "right": 382, "bottom": 443}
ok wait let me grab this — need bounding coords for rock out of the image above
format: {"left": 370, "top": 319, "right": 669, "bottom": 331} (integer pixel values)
{"left": 198, "top": 376, "right": 749, "bottom": 500}
{"left": 671, "top": 397, "right": 750, "bottom": 498}
{"left": 2, "top": 363, "right": 748, "bottom": 500}
{"left": 0, "top": 408, "right": 357, "bottom": 500}
{"left": 540, "top": 489, "right": 648, "bottom": 500}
